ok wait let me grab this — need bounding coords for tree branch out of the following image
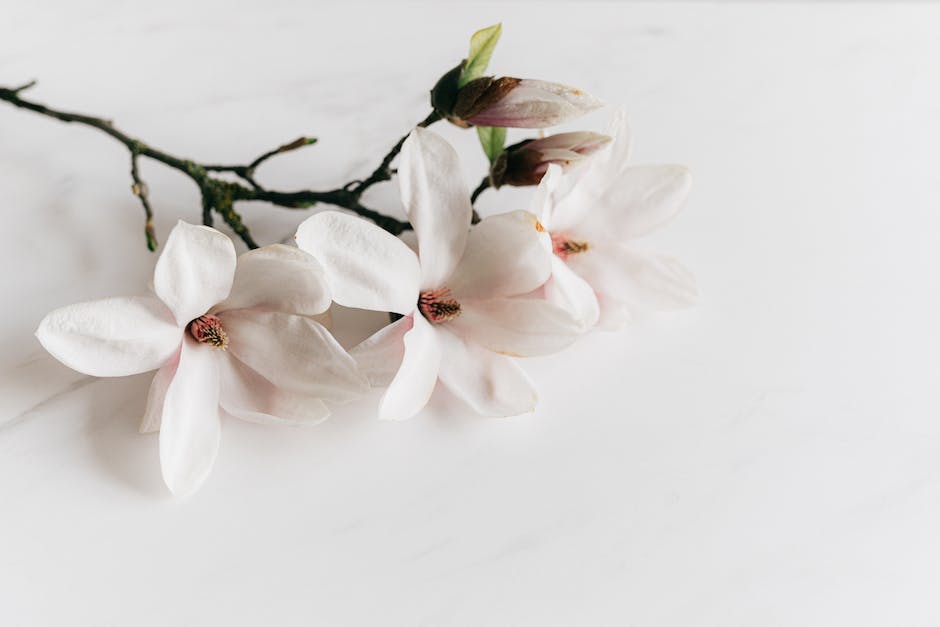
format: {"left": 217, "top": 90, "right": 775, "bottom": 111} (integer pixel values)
{"left": 129, "top": 152, "right": 157, "bottom": 251}
{"left": 0, "top": 82, "right": 437, "bottom": 249}
{"left": 469, "top": 176, "right": 490, "bottom": 224}
{"left": 349, "top": 110, "right": 441, "bottom": 194}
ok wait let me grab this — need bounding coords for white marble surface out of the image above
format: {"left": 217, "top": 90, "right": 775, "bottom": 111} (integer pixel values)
{"left": 2, "top": 1, "right": 940, "bottom": 625}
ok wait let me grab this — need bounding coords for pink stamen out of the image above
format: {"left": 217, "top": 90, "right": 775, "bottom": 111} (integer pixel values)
{"left": 550, "top": 232, "right": 590, "bottom": 261}
{"left": 188, "top": 314, "right": 229, "bottom": 349}
{"left": 418, "top": 287, "right": 461, "bottom": 324}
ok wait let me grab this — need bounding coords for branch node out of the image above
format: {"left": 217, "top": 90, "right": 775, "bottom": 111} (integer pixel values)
{"left": 12, "top": 80, "right": 37, "bottom": 94}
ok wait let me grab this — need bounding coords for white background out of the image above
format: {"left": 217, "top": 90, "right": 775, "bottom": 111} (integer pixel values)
{"left": 2, "top": 2, "right": 939, "bottom": 625}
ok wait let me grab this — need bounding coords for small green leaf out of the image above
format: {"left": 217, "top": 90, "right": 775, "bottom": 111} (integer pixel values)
{"left": 459, "top": 23, "right": 502, "bottom": 89}
{"left": 476, "top": 126, "right": 506, "bottom": 164}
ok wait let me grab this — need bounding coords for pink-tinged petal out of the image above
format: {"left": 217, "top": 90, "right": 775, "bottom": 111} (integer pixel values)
{"left": 466, "top": 79, "right": 603, "bottom": 128}
{"left": 215, "top": 244, "right": 330, "bottom": 316}
{"left": 448, "top": 211, "right": 552, "bottom": 300}
{"left": 378, "top": 313, "right": 441, "bottom": 421}
{"left": 436, "top": 329, "right": 537, "bottom": 417}
{"left": 159, "top": 336, "right": 222, "bottom": 497}
{"left": 533, "top": 147, "right": 583, "bottom": 164}
{"left": 218, "top": 354, "right": 330, "bottom": 426}
{"left": 567, "top": 244, "right": 698, "bottom": 311}
{"left": 571, "top": 165, "right": 693, "bottom": 242}
{"left": 350, "top": 315, "right": 412, "bottom": 387}
{"left": 295, "top": 211, "right": 420, "bottom": 315}
{"left": 154, "top": 221, "right": 237, "bottom": 326}
{"left": 546, "top": 256, "right": 600, "bottom": 331}
{"left": 139, "top": 347, "right": 181, "bottom": 433}
{"left": 36, "top": 296, "right": 181, "bottom": 377}
{"left": 220, "top": 309, "right": 368, "bottom": 403}
{"left": 497, "top": 133, "right": 610, "bottom": 187}
{"left": 399, "top": 128, "right": 471, "bottom": 289}
{"left": 450, "top": 297, "right": 581, "bottom": 357}
{"left": 527, "top": 131, "right": 613, "bottom": 154}
{"left": 580, "top": 109, "right": 632, "bottom": 185}
{"left": 528, "top": 164, "right": 563, "bottom": 225}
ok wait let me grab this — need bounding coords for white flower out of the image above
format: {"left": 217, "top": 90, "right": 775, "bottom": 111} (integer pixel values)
{"left": 530, "top": 110, "right": 697, "bottom": 330}
{"left": 295, "top": 127, "right": 581, "bottom": 421}
{"left": 36, "top": 221, "right": 367, "bottom": 496}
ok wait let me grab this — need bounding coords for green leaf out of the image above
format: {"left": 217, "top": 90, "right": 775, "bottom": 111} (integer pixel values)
{"left": 459, "top": 23, "right": 502, "bottom": 89}
{"left": 476, "top": 126, "right": 506, "bottom": 164}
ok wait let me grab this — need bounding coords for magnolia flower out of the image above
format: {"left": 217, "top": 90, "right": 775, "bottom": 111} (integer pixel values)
{"left": 530, "top": 111, "right": 697, "bottom": 330}
{"left": 491, "top": 131, "right": 612, "bottom": 187}
{"left": 449, "top": 77, "right": 603, "bottom": 128}
{"left": 36, "top": 221, "right": 367, "bottom": 496}
{"left": 295, "top": 128, "right": 581, "bottom": 421}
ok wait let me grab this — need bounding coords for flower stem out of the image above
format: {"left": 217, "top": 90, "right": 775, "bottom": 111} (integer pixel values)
{"left": 469, "top": 176, "right": 490, "bottom": 224}
{"left": 0, "top": 81, "right": 440, "bottom": 250}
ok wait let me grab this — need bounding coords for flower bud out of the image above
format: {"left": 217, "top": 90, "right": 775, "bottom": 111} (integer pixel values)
{"left": 490, "top": 131, "right": 611, "bottom": 187}
{"left": 430, "top": 62, "right": 464, "bottom": 124}
{"left": 451, "top": 77, "right": 603, "bottom": 129}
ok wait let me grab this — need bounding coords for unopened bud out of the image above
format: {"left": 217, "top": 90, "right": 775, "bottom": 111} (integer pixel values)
{"left": 490, "top": 131, "right": 611, "bottom": 187}
{"left": 450, "top": 77, "right": 603, "bottom": 129}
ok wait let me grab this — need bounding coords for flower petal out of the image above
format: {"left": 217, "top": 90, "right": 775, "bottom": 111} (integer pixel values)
{"left": 528, "top": 164, "right": 563, "bottom": 225}
{"left": 399, "top": 127, "right": 471, "bottom": 289}
{"left": 139, "top": 347, "right": 181, "bottom": 433}
{"left": 215, "top": 244, "right": 330, "bottom": 316}
{"left": 569, "top": 165, "right": 692, "bottom": 242}
{"left": 566, "top": 245, "right": 699, "bottom": 310}
{"left": 581, "top": 109, "right": 632, "bottom": 184}
{"left": 437, "top": 329, "right": 537, "bottom": 417}
{"left": 36, "top": 296, "right": 181, "bottom": 377}
{"left": 466, "top": 79, "right": 603, "bottom": 128}
{"left": 218, "top": 354, "right": 331, "bottom": 426}
{"left": 159, "top": 337, "right": 222, "bottom": 497}
{"left": 545, "top": 256, "right": 600, "bottom": 331}
{"left": 220, "top": 309, "right": 368, "bottom": 403}
{"left": 378, "top": 313, "right": 441, "bottom": 421}
{"left": 450, "top": 297, "right": 581, "bottom": 357}
{"left": 295, "top": 211, "right": 420, "bottom": 315}
{"left": 350, "top": 315, "right": 412, "bottom": 387}
{"left": 448, "top": 210, "right": 552, "bottom": 299}
{"left": 154, "top": 221, "right": 237, "bottom": 326}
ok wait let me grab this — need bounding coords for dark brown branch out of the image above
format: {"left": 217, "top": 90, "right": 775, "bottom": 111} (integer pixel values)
{"left": 0, "top": 82, "right": 435, "bottom": 249}
{"left": 129, "top": 152, "right": 157, "bottom": 251}
{"left": 470, "top": 177, "right": 490, "bottom": 204}
{"left": 350, "top": 111, "right": 441, "bottom": 195}
{"left": 203, "top": 136, "right": 318, "bottom": 190}
{"left": 469, "top": 176, "right": 490, "bottom": 224}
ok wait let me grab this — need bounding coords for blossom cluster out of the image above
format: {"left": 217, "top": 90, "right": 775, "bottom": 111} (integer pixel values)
{"left": 34, "top": 25, "right": 695, "bottom": 496}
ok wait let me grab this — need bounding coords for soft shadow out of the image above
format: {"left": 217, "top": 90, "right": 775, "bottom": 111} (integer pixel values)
{"left": 79, "top": 374, "right": 168, "bottom": 497}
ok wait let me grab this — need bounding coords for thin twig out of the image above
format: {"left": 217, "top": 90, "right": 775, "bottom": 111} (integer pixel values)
{"left": 0, "top": 82, "right": 438, "bottom": 249}
{"left": 351, "top": 111, "right": 441, "bottom": 195}
{"left": 203, "top": 136, "right": 318, "bottom": 190}
{"left": 129, "top": 153, "right": 157, "bottom": 251}
{"left": 469, "top": 176, "right": 490, "bottom": 224}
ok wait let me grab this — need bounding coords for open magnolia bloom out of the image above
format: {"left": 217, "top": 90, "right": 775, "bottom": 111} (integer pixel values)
{"left": 295, "top": 127, "right": 582, "bottom": 421}
{"left": 36, "top": 221, "right": 367, "bottom": 496}
{"left": 530, "top": 110, "right": 698, "bottom": 330}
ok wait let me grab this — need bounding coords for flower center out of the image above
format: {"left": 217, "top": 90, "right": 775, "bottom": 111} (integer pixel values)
{"left": 550, "top": 233, "right": 590, "bottom": 261}
{"left": 418, "top": 287, "right": 461, "bottom": 324}
{"left": 188, "top": 314, "right": 229, "bottom": 349}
